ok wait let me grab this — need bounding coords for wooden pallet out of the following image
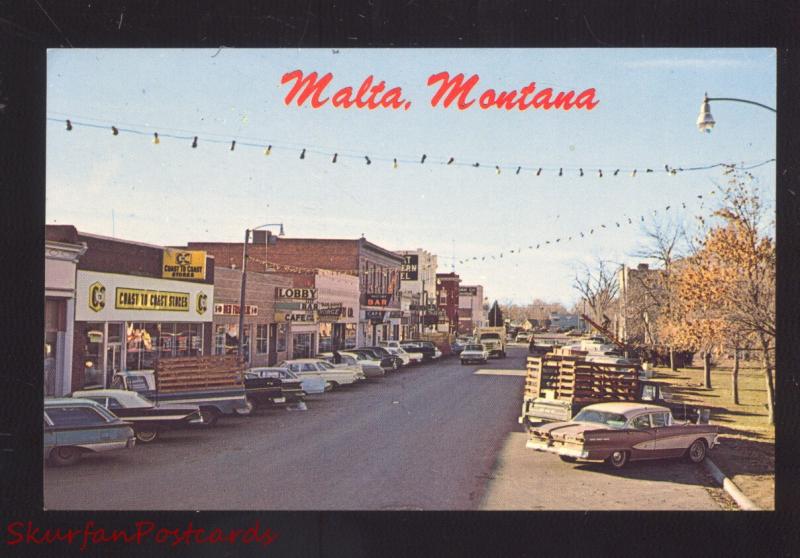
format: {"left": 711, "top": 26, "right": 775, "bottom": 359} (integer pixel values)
{"left": 155, "top": 355, "right": 245, "bottom": 393}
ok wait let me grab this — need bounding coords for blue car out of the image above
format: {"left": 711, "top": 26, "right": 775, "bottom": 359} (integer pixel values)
{"left": 44, "top": 398, "right": 135, "bottom": 466}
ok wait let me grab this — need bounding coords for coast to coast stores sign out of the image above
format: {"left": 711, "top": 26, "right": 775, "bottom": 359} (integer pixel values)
{"left": 162, "top": 249, "right": 206, "bottom": 280}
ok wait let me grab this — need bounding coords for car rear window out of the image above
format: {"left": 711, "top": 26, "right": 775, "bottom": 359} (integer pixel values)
{"left": 46, "top": 406, "right": 110, "bottom": 427}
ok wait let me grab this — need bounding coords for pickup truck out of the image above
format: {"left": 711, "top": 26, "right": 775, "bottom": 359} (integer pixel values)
{"left": 110, "top": 355, "right": 249, "bottom": 426}
{"left": 519, "top": 379, "right": 710, "bottom": 428}
{"left": 475, "top": 327, "right": 506, "bottom": 358}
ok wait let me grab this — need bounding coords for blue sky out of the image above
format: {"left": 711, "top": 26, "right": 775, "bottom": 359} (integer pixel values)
{"left": 46, "top": 48, "right": 776, "bottom": 305}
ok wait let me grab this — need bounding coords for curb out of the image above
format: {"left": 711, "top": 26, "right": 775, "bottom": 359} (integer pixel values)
{"left": 703, "top": 457, "right": 761, "bottom": 511}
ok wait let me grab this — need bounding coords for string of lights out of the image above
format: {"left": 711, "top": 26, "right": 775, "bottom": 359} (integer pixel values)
{"left": 49, "top": 115, "right": 776, "bottom": 178}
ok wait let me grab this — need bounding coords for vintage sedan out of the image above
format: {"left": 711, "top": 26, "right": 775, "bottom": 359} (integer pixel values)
{"left": 243, "top": 367, "right": 308, "bottom": 407}
{"left": 527, "top": 402, "right": 719, "bottom": 469}
{"left": 279, "top": 359, "right": 364, "bottom": 388}
{"left": 320, "top": 352, "right": 385, "bottom": 378}
{"left": 460, "top": 343, "right": 489, "bottom": 365}
{"left": 44, "top": 398, "right": 136, "bottom": 466}
{"left": 380, "top": 341, "right": 423, "bottom": 364}
{"left": 71, "top": 389, "right": 201, "bottom": 443}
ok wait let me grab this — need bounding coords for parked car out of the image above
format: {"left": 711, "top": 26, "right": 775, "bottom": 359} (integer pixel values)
{"left": 380, "top": 341, "right": 423, "bottom": 363}
{"left": 240, "top": 367, "right": 307, "bottom": 413}
{"left": 381, "top": 346, "right": 415, "bottom": 365}
{"left": 362, "top": 346, "right": 405, "bottom": 370}
{"left": 526, "top": 402, "right": 719, "bottom": 469}
{"left": 460, "top": 343, "right": 489, "bottom": 365}
{"left": 400, "top": 340, "right": 442, "bottom": 361}
{"left": 321, "top": 351, "right": 385, "bottom": 378}
{"left": 351, "top": 348, "right": 397, "bottom": 372}
{"left": 71, "top": 389, "right": 201, "bottom": 443}
{"left": 279, "top": 359, "right": 364, "bottom": 388}
{"left": 451, "top": 337, "right": 472, "bottom": 355}
{"left": 44, "top": 398, "right": 136, "bottom": 466}
{"left": 248, "top": 366, "right": 326, "bottom": 396}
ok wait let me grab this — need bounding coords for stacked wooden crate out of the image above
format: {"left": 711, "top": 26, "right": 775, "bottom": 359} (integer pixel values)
{"left": 155, "top": 354, "right": 245, "bottom": 393}
{"left": 524, "top": 351, "right": 641, "bottom": 404}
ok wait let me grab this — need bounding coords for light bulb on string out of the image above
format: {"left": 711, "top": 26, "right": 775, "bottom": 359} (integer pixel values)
{"left": 558, "top": 168, "right": 563, "bottom": 177}
{"left": 447, "top": 157, "right": 454, "bottom": 165}
{"left": 614, "top": 169, "right": 619, "bottom": 176}
{"left": 264, "top": 145, "right": 272, "bottom": 156}
{"left": 420, "top": 154, "right": 426, "bottom": 164}
{"left": 153, "top": 132, "right": 160, "bottom": 144}
{"left": 536, "top": 168, "right": 542, "bottom": 176}
{"left": 365, "top": 156, "right": 371, "bottom": 165}
{"left": 65, "top": 119, "right": 72, "bottom": 131}
{"left": 393, "top": 158, "right": 398, "bottom": 169}
{"left": 579, "top": 168, "right": 584, "bottom": 177}
{"left": 300, "top": 148, "right": 306, "bottom": 159}
{"left": 516, "top": 166, "right": 521, "bottom": 175}
{"left": 332, "top": 153, "right": 338, "bottom": 163}
{"left": 473, "top": 162, "right": 479, "bottom": 167}
{"left": 230, "top": 140, "right": 236, "bottom": 151}
{"left": 646, "top": 168, "right": 653, "bottom": 173}
{"left": 495, "top": 166, "right": 501, "bottom": 175}
{"left": 111, "top": 126, "right": 119, "bottom": 136}
{"left": 598, "top": 169, "right": 603, "bottom": 178}
{"left": 631, "top": 169, "right": 637, "bottom": 177}
{"left": 192, "top": 136, "right": 198, "bottom": 148}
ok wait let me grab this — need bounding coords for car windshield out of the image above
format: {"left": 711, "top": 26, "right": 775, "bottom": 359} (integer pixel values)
{"left": 572, "top": 409, "right": 628, "bottom": 429}
{"left": 465, "top": 345, "right": 484, "bottom": 351}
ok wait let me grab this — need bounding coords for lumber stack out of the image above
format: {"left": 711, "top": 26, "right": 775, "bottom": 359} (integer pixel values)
{"left": 155, "top": 355, "right": 245, "bottom": 393}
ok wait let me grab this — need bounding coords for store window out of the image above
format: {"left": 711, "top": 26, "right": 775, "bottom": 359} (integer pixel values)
{"left": 276, "top": 323, "right": 287, "bottom": 352}
{"left": 126, "top": 322, "right": 204, "bottom": 370}
{"left": 256, "top": 324, "right": 269, "bottom": 354}
{"left": 318, "top": 322, "right": 333, "bottom": 353}
{"left": 344, "top": 324, "right": 357, "bottom": 349}
{"left": 214, "top": 324, "right": 250, "bottom": 360}
{"left": 83, "top": 322, "right": 104, "bottom": 388}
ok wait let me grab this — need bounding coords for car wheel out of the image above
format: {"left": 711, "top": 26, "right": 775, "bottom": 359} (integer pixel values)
{"left": 199, "top": 407, "right": 220, "bottom": 426}
{"left": 233, "top": 398, "right": 254, "bottom": 416}
{"left": 686, "top": 439, "right": 707, "bottom": 463}
{"left": 135, "top": 429, "right": 159, "bottom": 443}
{"left": 559, "top": 455, "right": 578, "bottom": 463}
{"left": 606, "top": 450, "right": 628, "bottom": 469}
{"left": 49, "top": 446, "right": 82, "bottom": 466}
{"left": 328, "top": 381, "right": 339, "bottom": 390}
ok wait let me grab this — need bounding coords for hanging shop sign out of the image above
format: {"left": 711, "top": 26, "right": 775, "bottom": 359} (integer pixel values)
{"left": 365, "top": 310, "right": 386, "bottom": 324}
{"left": 274, "top": 311, "right": 316, "bottom": 323}
{"left": 317, "top": 306, "right": 344, "bottom": 321}
{"left": 214, "top": 303, "right": 259, "bottom": 316}
{"left": 388, "top": 311, "right": 403, "bottom": 319}
{"left": 115, "top": 287, "right": 190, "bottom": 312}
{"left": 364, "top": 294, "right": 392, "bottom": 307}
{"left": 400, "top": 254, "right": 419, "bottom": 281}
{"left": 459, "top": 286, "right": 478, "bottom": 296}
{"left": 275, "top": 287, "right": 318, "bottom": 300}
{"left": 162, "top": 249, "right": 206, "bottom": 280}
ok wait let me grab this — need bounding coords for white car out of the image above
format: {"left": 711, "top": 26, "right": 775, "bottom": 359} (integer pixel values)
{"left": 460, "top": 343, "right": 489, "bottom": 365}
{"left": 380, "top": 341, "right": 423, "bottom": 364}
{"left": 279, "top": 359, "right": 364, "bottom": 388}
{"left": 318, "top": 352, "right": 385, "bottom": 378}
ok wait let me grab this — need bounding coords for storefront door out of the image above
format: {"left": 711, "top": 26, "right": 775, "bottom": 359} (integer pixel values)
{"left": 105, "top": 343, "right": 122, "bottom": 388}
{"left": 292, "top": 333, "right": 314, "bottom": 359}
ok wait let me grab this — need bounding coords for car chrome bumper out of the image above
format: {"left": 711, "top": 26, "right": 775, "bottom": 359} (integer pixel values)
{"left": 525, "top": 440, "right": 588, "bottom": 459}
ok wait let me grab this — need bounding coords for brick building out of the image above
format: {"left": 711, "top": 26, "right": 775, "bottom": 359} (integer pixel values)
{"left": 56, "top": 227, "right": 215, "bottom": 393}
{"left": 187, "top": 236, "right": 403, "bottom": 346}
{"left": 211, "top": 266, "right": 293, "bottom": 366}
{"left": 435, "top": 272, "right": 461, "bottom": 334}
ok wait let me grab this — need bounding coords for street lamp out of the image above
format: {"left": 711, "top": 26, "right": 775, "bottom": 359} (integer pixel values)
{"left": 238, "top": 223, "right": 285, "bottom": 359}
{"left": 696, "top": 92, "right": 776, "bottom": 133}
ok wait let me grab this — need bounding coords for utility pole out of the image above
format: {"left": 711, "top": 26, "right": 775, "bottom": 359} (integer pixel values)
{"left": 237, "top": 229, "right": 250, "bottom": 359}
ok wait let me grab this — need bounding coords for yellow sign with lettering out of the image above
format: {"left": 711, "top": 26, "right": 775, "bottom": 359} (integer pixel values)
{"left": 162, "top": 249, "right": 206, "bottom": 280}
{"left": 115, "top": 288, "right": 190, "bottom": 312}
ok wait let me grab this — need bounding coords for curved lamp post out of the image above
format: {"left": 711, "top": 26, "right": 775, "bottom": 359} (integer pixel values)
{"left": 238, "top": 223, "right": 285, "bottom": 358}
{"left": 696, "top": 92, "right": 776, "bottom": 133}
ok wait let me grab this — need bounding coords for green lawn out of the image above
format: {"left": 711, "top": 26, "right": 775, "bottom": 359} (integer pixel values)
{"left": 653, "top": 363, "right": 774, "bottom": 510}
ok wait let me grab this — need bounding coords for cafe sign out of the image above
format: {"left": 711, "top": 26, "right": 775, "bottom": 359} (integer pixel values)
{"left": 162, "top": 249, "right": 206, "bottom": 280}
{"left": 274, "top": 311, "right": 315, "bottom": 323}
{"left": 214, "top": 303, "right": 259, "bottom": 316}
{"left": 365, "top": 310, "right": 386, "bottom": 324}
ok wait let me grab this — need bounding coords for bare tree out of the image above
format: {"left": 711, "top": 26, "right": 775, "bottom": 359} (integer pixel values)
{"left": 573, "top": 258, "right": 619, "bottom": 327}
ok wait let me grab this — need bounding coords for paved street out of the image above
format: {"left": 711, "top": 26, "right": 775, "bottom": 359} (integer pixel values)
{"left": 45, "top": 345, "right": 723, "bottom": 510}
